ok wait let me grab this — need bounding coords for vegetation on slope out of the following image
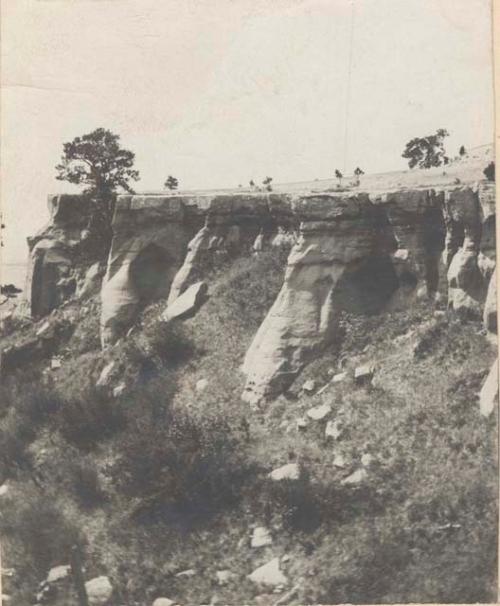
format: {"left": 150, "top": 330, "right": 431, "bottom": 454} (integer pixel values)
{"left": 0, "top": 249, "right": 497, "bottom": 605}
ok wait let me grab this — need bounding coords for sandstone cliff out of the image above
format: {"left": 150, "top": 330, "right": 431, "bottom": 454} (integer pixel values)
{"left": 23, "top": 181, "right": 495, "bottom": 404}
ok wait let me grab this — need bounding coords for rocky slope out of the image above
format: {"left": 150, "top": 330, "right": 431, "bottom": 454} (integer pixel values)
{"left": 0, "top": 157, "right": 497, "bottom": 605}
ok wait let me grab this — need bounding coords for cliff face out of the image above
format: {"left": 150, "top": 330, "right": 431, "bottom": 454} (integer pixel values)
{"left": 24, "top": 195, "right": 93, "bottom": 318}
{"left": 24, "top": 182, "right": 496, "bottom": 403}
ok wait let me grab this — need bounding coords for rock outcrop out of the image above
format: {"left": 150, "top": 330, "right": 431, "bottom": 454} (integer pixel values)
{"left": 25, "top": 195, "right": 93, "bottom": 317}
{"left": 443, "top": 184, "right": 495, "bottom": 317}
{"left": 25, "top": 182, "right": 494, "bottom": 401}
{"left": 100, "top": 193, "right": 294, "bottom": 345}
{"left": 378, "top": 189, "right": 445, "bottom": 307}
{"left": 242, "top": 193, "right": 389, "bottom": 403}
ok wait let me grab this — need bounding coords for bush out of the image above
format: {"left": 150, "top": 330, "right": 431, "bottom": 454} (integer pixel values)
{"left": 111, "top": 406, "right": 251, "bottom": 525}
{"left": 68, "top": 458, "right": 106, "bottom": 509}
{"left": 0, "top": 488, "right": 83, "bottom": 601}
{"left": 56, "top": 388, "right": 125, "bottom": 449}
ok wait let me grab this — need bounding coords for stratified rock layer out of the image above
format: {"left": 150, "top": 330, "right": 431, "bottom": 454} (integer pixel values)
{"left": 100, "top": 193, "right": 294, "bottom": 345}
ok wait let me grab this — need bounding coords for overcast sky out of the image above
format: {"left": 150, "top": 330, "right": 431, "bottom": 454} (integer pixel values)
{"left": 1, "top": 0, "right": 494, "bottom": 264}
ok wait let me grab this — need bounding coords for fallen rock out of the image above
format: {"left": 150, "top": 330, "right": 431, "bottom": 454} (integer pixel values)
{"left": 332, "top": 372, "right": 347, "bottom": 384}
{"left": 36, "top": 321, "right": 52, "bottom": 337}
{"left": 50, "top": 357, "right": 62, "bottom": 370}
{"left": 248, "top": 557, "right": 288, "bottom": 587}
{"left": 325, "top": 420, "right": 342, "bottom": 440}
{"left": 333, "top": 452, "right": 347, "bottom": 468}
{"left": 354, "top": 364, "right": 374, "bottom": 384}
{"left": 162, "top": 281, "right": 208, "bottom": 322}
{"left": 0, "top": 483, "right": 8, "bottom": 496}
{"left": 152, "top": 599, "right": 175, "bottom": 606}
{"left": 296, "top": 417, "right": 308, "bottom": 430}
{"left": 480, "top": 359, "right": 498, "bottom": 418}
{"left": 96, "top": 361, "right": 116, "bottom": 388}
{"left": 85, "top": 576, "right": 113, "bottom": 605}
{"left": 447, "top": 248, "right": 485, "bottom": 317}
{"left": 306, "top": 403, "right": 331, "bottom": 421}
{"left": 268, "top": 463, "right": 300, "bottom": 482}
{"left": 302, "top": 379, "right": 316, "bottom": 393}
{"left": 341, "top": 468, "right": 368, "bottom": 486}
{"left": 46, "top": 564, "right": 71, "bottom": 583}
{"left": 216, "top": 570, "right": 235, "bottom": 586}
{"left": 175, "top": 568, "right": 196, "bottom": 578}
{"left": 112, "top": 383, "right": 126, "bottom": 398}
{"left": 251, "top": 526, "right": 273, "bottom": 548}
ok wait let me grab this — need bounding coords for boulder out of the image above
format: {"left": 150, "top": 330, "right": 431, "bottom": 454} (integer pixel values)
{"left": 96, "top": 361, "right": 116, "bottom": 388}
{"left": 480, "top": 359, "right": 498, "bottom": 418}
{"left": 112, "top": 383, "right": 126, "bottom": 398}
{"left": 152, "top": 599, "right": 175, "bottom": 606}
{"left": 46, "top": 565, "right": 71, "bottom": 584}
{"left": 84, "top": 576, "right": 113, "bottom": 605}
{"left": 296, "top": 417, "right": 309, "bottom": 430}
{"left": 302, "top": 379, "right": 316, "bottom": 393}
{"left": 175, "top": 569, "right": 196, "bottom": 578}
{"left": 161, "top": 281, "right": 208, "bottom": 322}
{"left": 447, "top": 248, "right": 486, "bottom": 317}
{"left": 251, "top": 526, "right": 273, "bottom": 548}
{"left": 268, "top": 463, "right": 300, "bottom": 482}
{"left": 333, "top": 452, "right": 347, "bottom": 468}
{"left": 50, "top": 357, "right": 62, "bottom": 370}
{"left": 306, "top": 403, "right": 331, "bottom": 421}
{"left": 354, "top": 364, "right": 374, "bottom": 384}
{"left": 341, "top": 468, "right": 368, "bottom": 485}
{"left": 248, "top": 558, "right": 288, "bottom": 587}
{"left": 332, "top": 372, "right": 347, "bottom": 384}
{"left": 325, "top": 420, "right": 342, "bottom": 439}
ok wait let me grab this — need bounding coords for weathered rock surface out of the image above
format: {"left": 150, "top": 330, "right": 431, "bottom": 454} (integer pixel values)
{"left": 161, "top": 281, "right": 208, "bottom": 322}
{"left": 444, "top": 185, "right": 494, "bottom": 316}
{"left": 268, "top": 463, "right": 300, "bottom": 481}
{"left": 101, "top": 193, "right": 294, "bottom": 345}
{"left": 85, "top": 575, "right": 113, "bottom": 605}
{"left": 248, "top": 558, "right": 288, "bottom": 587}
{"left": 25, "top": 195, "right": 94, "bottom": 318}
{"left": 379, "top": 189, "right": 445, "bottom": 307}
{"left": 242, "top": 193, "right": 386, "bottom": 404}
{"left": 77, "top": 262, "right": 105, "bottom": 299}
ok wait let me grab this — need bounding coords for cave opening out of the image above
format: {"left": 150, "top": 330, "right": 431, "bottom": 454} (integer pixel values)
{"left": 129, "top": 243, "right": 172, "bottom": 305}
{"left": 333, "top": 255, "right": 400, "bottom": 315}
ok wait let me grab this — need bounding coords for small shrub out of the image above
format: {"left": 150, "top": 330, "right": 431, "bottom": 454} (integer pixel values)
{"left": 0, "top": 488, "right": 83, "bottom": 591}
{"left": 68, "top": 458, "right": 106, "bottom": 508}
{"left": 56, "top": 388, "right": 125, "bottom": 449}
{"left": 111, "top": 407, "right": 251, "bottom": 525}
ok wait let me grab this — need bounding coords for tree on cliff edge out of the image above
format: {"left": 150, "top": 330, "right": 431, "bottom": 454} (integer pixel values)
{"left": 402, "top": 128, "right": 449, "bottom": 169}
{"left": 55, "top": 128, "right": 140, "bottom": 244}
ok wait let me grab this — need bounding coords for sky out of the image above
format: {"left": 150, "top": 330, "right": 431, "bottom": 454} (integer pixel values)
{"left": 1, "top": 0, "right": 494, "bottom": 264}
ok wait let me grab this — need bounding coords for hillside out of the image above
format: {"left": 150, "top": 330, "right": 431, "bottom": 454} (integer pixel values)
{"left": 0, "top": 153, "right": 497, "bottom": 605}
{"left": 0, "top": 245, "right": 497, "bottom": 605}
